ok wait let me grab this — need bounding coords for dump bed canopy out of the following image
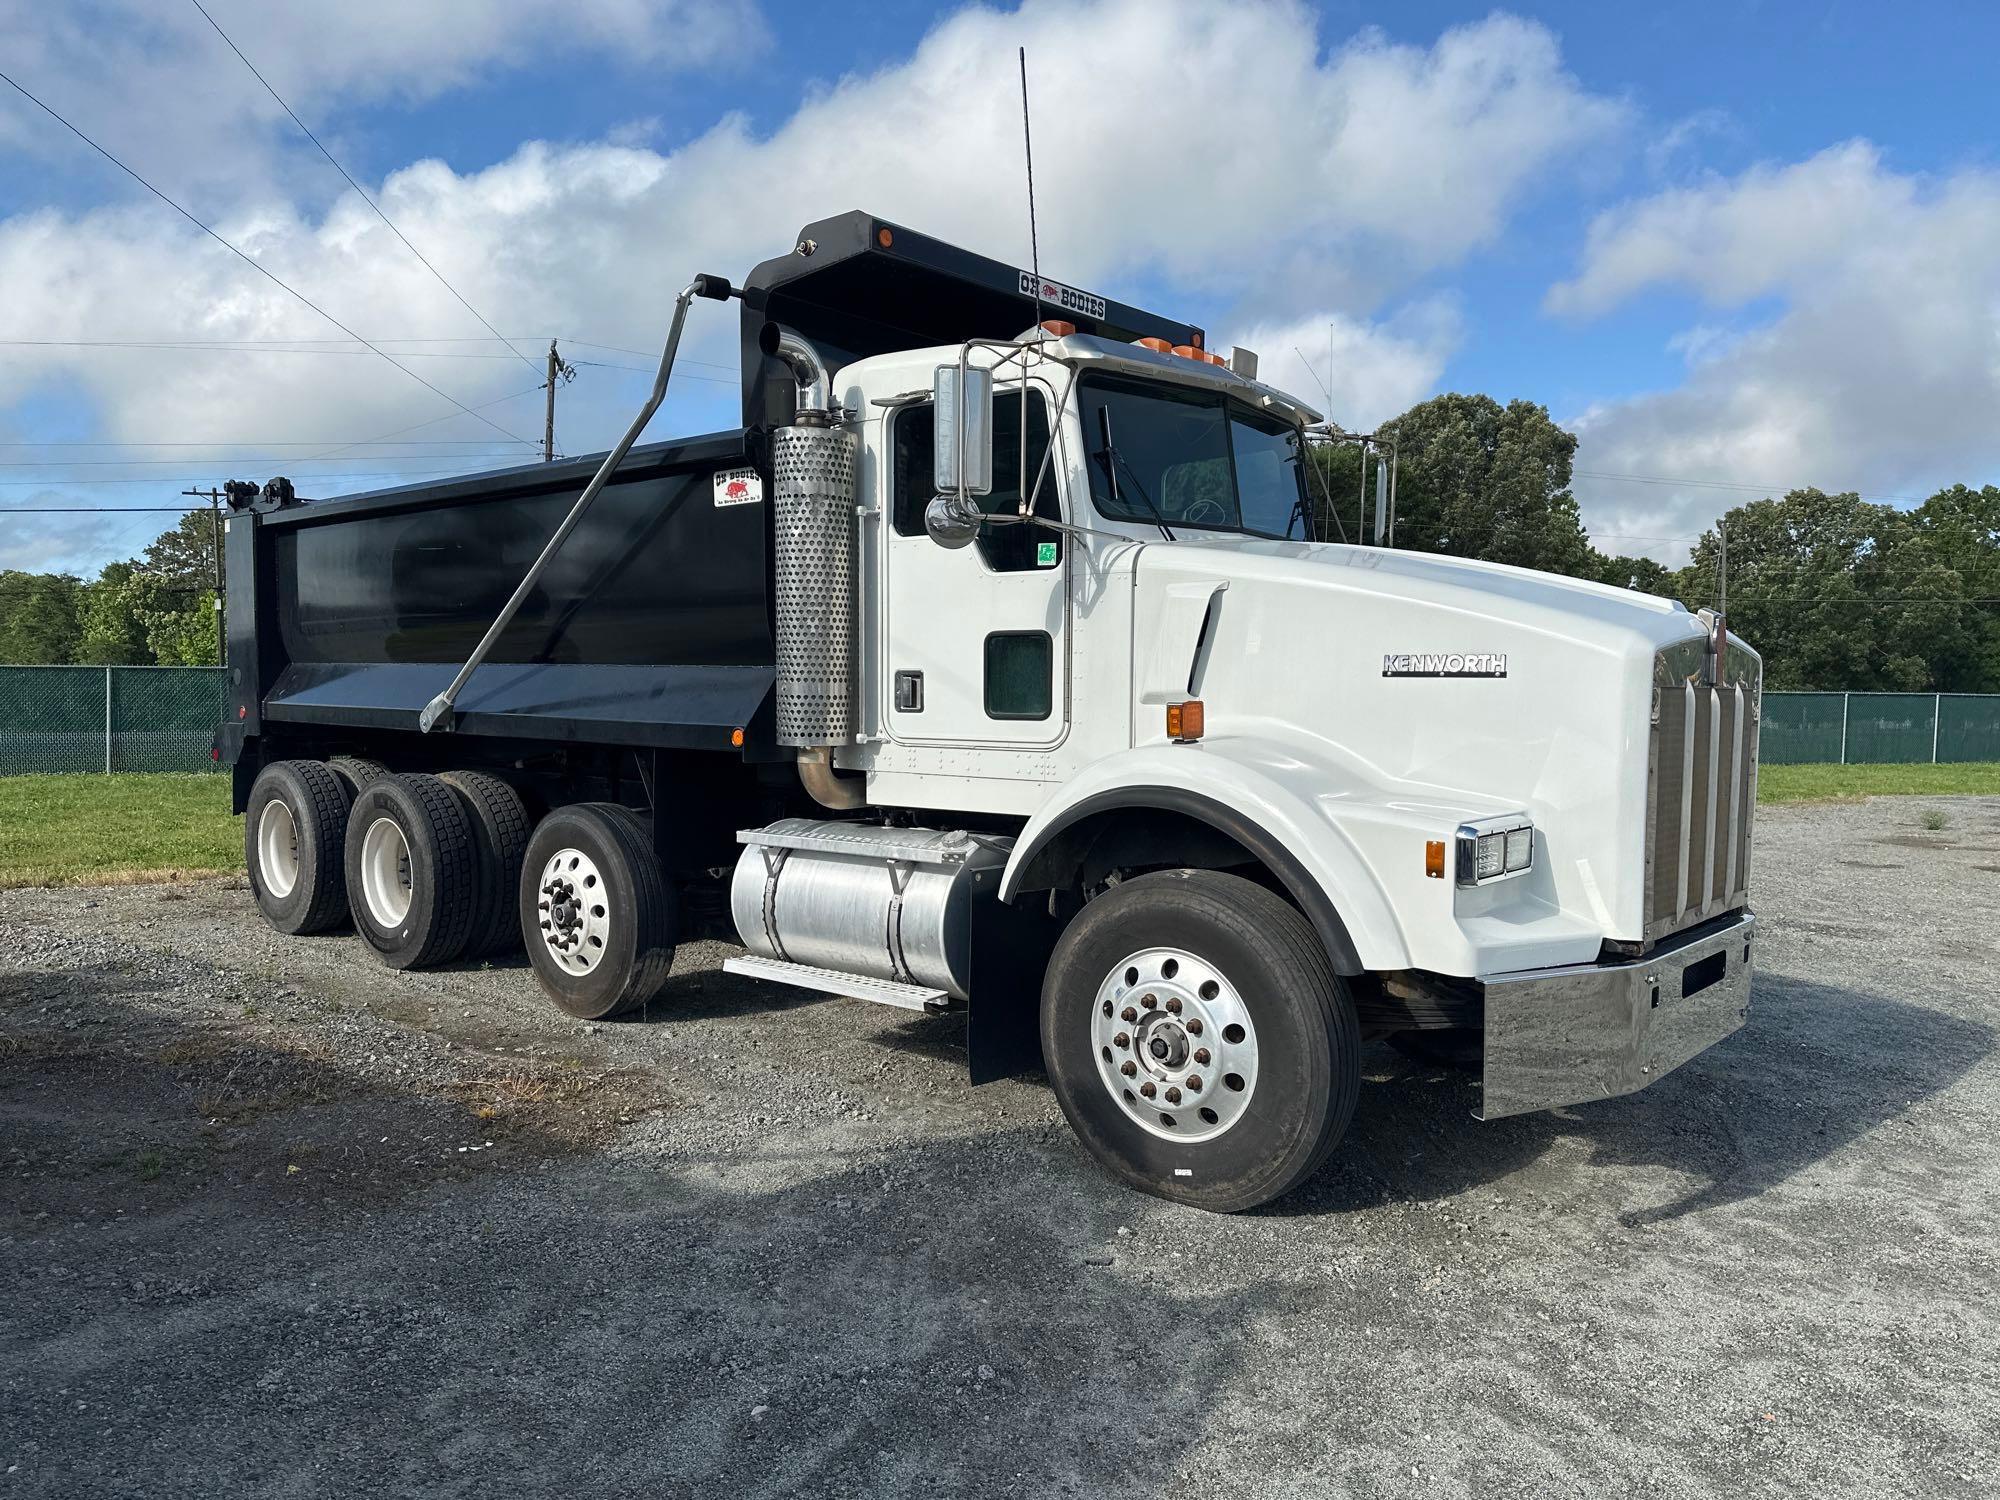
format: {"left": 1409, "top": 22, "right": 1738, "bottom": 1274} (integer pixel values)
{"left": 739, "top": 211, "right": 1204, "bottom": 428}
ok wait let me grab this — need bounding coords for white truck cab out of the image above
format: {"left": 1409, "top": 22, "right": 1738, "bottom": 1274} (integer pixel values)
{"left": 735, "top": 322, "right": 1760, "bottom": 1206}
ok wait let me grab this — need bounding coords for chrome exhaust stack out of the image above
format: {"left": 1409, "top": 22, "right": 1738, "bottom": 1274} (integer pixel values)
{"left": 763, "top": 323, "right": 866, "bottom": 810}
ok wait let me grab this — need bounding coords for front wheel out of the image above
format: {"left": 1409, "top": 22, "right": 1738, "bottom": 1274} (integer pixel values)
{"left": 1040, "top": 870, "right": 1360, "bottom": 1213}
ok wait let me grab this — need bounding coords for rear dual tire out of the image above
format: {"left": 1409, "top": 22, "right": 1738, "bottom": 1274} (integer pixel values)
{"left": 344, "top": 773, "right": 479, "bottom": 970}
{"left": 245, "top": 760, "right": 353, "bottom": 935}
{"left": 439, "top": 770, "right": 531, "bottom": 959}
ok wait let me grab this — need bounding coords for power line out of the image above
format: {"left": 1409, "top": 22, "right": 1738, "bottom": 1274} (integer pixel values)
{"left": 186, "top": 0, "right": 543, "bottom": 384}
{"left": 0, "top": 452, "right": 545, "bottom": 467}
{"left": 304, "top": 384, "right": 547, "bottom": 461}
{"left": 0, "top": 466, "right": 509, "bottom": 488}
{"left": 0, "top": 440, "right": 537, "bottom": 448}
{"left": 0, "top": 508, "right": 215, "bottom": 516}
{"left": 0, "top": 339, "right": 740, "bottom": 385}
{"left": 0, "top": 335, "right": 740, "bottom": 374}
{"left": 0, "top": 66, "right": 537, "bottom": 451}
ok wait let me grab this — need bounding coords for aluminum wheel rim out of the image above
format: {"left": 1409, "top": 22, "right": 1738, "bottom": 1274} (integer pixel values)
{"left": 359, "top": 816, "right": 414, "bottom": 929}
{"left": 256, "top": 800, "right": 300, "bottom": 899}
{"left": 1091, "top": 946, "right": 1259, "bottom": 1142}
{"left": 536, "top": 847, "right": 609, "bottom": 976}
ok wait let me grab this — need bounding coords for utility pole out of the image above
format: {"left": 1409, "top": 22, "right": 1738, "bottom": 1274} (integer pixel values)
{"left": 181, "top": 486, "right": 227, "bottom": 665}
{"left": 542, "top": 339, "right": 576, "bottom": 462}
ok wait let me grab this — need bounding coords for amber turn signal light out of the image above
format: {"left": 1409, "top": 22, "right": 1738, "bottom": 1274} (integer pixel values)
{"left": 1166, "top": 701, "right": 1204, "bottom": 743}
{"left": 1039, "top": 319, "right": 1077, "bottom": 337}
{"left": 1425, "top": 840, "right": 1446, "bottom": 879}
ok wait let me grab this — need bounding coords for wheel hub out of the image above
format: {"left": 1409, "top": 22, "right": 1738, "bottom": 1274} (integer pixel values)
{"left": 1091, "top": 947, "right": 1259, "bottom": 1143}
{"left": 536, "top": 849, "right": 609, "bottom": 975}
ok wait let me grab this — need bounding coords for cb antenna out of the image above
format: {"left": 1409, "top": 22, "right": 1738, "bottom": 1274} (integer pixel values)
{"left": 1019, "top": 46, "right": 1042, "bottom": 516}
{"left": 1020, "top": 47, "right": 1043, "bottom": 333}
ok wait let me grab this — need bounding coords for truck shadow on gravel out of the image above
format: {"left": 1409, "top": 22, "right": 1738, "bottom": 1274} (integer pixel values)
{"left": 1279, "top": 971, "right": 1992, "bottom": 1225}
{"left": 0, "top": 976, "right": 635, "bottom": 1221}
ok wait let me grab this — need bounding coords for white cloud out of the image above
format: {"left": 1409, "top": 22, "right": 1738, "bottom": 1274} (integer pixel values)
{"left": 1547, "top": 141, "right": 1910, "bottom": 318}
{"left": 1552, "top": 143, "right": 2000, "bottom": 561}
{"left": 0, "top": 2, "right": 1620, "bottom": 567}
{"left": 0, "top": 0, "right": 768, "bottom": 201}
{"left": 1232, "top": 297, "right": 1462, "bottom": 433}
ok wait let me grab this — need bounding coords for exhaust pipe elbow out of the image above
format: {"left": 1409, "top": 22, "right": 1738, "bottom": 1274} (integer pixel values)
{"left": 759, "top": 322, "right": 832, "bottom": 413}
{"left": 797, "top": 746, "right": 867, "bottom": 811}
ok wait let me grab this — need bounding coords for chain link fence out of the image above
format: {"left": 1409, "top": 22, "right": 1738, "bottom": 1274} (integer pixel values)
{"left": 0, "top": 666, "right": 227, "bottom": 774}
{"left": 1761, "top": 692, "right": 2000, "bottom": 765}
{"left": 1, "top": 670, "right": 1998, "bottom": 773}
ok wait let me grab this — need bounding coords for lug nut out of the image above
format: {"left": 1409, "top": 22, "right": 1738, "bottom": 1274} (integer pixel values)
{"left": 1139, "top": 1082, "right": 1157, "bottom": 1099}
{"left": 1114, "top": 1032, "right": 1130, "bottom": 1048}
{"left": 1165, "top": 997, "right": 1182, "bottom": 1014}
{"left": 1186, "top": 1018, "right": 1203, "bottom": 1036}
{"left": 1120, "top": 1060, "right": 1137, "bottom": 1077}
{"left": 1165, "top": 1087, "right": 1182, "bottom": 1104}
{"left": 1185, "top": 1075, "right": 1202, "bottom": 1092}
{"left": 1121, "top": 1006, "right": 1138, "bottom": 1023}
{"left": 1194, "top": 1047, "right": 1210, "bottom": 1065}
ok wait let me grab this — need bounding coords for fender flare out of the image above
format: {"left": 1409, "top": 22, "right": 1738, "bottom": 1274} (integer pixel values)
{"left": 1001, "top": 785, "right": 1365, "bottom": 976}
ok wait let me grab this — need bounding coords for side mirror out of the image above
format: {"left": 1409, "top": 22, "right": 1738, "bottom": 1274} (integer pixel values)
{"left": 933, "top": 363, "right": 993, "bottom": 499}
{"left": 924, "top": 491, "right": 984, "bottom": 550}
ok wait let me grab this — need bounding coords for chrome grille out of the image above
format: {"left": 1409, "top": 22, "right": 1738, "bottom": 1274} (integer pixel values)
{"left": 1645, "top": 634, "right": 1760, "bottom": 943}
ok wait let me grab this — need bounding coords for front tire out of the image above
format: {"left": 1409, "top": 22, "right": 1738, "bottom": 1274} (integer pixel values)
{"left": 519, "top": 804, "right": 678, "bottom": 1020}
{"left": 1040, "top": 870, "right": 1360, "bottom": 1212}
{"left": 244, "top": 760, "right": 352, "bottom": 935}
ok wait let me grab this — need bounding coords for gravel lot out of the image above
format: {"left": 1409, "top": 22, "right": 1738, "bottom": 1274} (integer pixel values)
{"left": 3, "top": 796, "right": 1997, "bottom": 1498}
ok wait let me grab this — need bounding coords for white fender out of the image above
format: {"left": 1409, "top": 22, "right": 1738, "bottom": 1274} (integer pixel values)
{"left": 999, "top": 736, "right": 1424, "bottom": 973}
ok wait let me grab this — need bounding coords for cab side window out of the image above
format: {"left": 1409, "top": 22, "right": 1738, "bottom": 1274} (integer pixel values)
{"left": 890, "top": 395, "right": 1061, "bottom": 572}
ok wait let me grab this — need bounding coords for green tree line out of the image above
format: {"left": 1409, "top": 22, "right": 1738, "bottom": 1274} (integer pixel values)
{"left": 1305, "top": 392, "right": 2000, "bottom": 692}
{"left": 6, "top": 401, "right": 1998, "bottom": 692}
{"left": 0, "top": 510, "right": 224, "bottom": 667}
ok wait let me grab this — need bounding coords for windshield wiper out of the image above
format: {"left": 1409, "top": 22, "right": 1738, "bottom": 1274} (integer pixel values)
{"left": 1095, "top": 406, "right": 1175, "bottom": 541}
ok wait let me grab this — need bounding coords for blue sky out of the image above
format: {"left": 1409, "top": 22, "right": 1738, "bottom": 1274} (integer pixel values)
{"left": 4, "top": 0, "right": 1998, "bottom": 575}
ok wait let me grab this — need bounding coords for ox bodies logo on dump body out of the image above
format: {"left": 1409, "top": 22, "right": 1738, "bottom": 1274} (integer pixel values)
{"left": 1018, "top": 270, "right": 1107, "bottom": 323}
{"left": 712, "top": 468, "right": 763, "bottom": 507}
{"left": 1382, "top": 652, "right": 1509, "bottom": 678}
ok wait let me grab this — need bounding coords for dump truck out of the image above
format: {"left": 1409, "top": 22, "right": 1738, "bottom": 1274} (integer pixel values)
{"left": 217, "top": 211, "right": 1760, "bottom": 1211}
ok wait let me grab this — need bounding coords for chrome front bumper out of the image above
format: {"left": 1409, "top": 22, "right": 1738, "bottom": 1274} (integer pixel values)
{"left": 1475, "top": 911, "right": 1755, "bottom": 1121}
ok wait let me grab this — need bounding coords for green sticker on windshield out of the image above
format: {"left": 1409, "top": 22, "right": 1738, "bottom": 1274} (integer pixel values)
{"left": 1037, "top": 541, "right": 1058, "bottom": 567}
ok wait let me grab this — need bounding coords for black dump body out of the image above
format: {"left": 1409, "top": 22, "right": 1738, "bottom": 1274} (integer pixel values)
{"left": 221, "top": 211, "right": 1199, "bottom": 780}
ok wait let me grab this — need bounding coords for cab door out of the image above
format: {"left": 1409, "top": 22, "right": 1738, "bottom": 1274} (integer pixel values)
{"left": 879, "top": 384, "right": 1067, "bottom": 746}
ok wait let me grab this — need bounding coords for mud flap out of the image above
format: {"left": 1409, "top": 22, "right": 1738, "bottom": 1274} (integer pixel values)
{"left": 965, "top": 866, "right": 1060, "bottom": 1085}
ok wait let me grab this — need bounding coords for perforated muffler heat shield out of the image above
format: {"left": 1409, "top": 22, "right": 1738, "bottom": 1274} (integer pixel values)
{"left": 771, "top": 423, "right": 858, "bottom": 746}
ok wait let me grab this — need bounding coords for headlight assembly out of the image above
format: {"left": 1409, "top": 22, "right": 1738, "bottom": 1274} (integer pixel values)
{"left": 1456, "top": 814, "right": 1534, "bottom": 887}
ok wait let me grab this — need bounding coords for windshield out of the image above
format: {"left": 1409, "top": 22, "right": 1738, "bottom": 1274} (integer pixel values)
{"left": 1077, "top": 375, "right": 1309, "bottom": 539}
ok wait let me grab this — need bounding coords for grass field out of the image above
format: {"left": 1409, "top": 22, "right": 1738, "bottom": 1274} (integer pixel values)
{"left": 1756, "top": 761, "right": 2000, "bottom": 804}
{"left": 1, "top": 764, "right": 1998, "bottom": 889}
{"left": 0, "top": 774, "right": 238, "bottom": 889}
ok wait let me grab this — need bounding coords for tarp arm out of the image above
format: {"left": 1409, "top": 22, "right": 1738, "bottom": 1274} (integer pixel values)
{"left": 419, "top": 272, "right": 735, "bottom": 733}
